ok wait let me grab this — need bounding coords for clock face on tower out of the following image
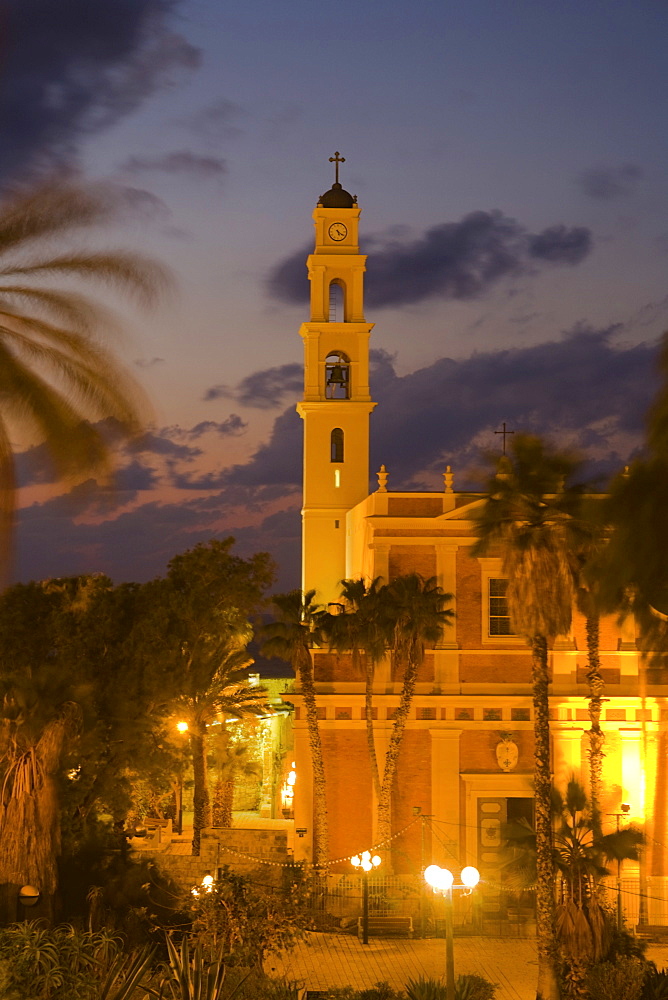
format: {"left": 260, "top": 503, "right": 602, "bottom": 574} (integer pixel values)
{"left": 328, "top": 222, "right": 348, "bottom": 242}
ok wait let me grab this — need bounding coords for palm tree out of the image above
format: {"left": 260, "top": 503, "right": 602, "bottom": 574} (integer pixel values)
{"left": 320, "top": 577, "right": 387, "bottom": 798}
{"left": 0, "top": 180, "right": 168, "bottom": 580}
{"left": 0, "top": 576, "right": 107, "bottom": 922}
{"left": 174, "top": 644, "right": 269, "bottom": 856}
{"left": 376, "top": 574, "right": 453, "bottom": 858}
{"left": 473, "top": 435, "right": 589, "bottom": 1000}
{"left": 261, "top": 590, "right": 330, "bottom": 869}
{"left": 210, "top": 726, "right": 262, "bottom": 828}
{"left": 503, "top": 778, "right": 643, "bottom": 965}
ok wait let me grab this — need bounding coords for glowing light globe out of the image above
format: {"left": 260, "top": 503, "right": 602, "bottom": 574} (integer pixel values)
{"left": 461, "top": 866, "right": 480, "bottom": 888}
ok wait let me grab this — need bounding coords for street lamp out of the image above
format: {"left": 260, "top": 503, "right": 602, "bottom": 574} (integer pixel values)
{"left": 424, "top": 864, "right": 480, "bottom": 1000}
{"left": 607, "top": 802, "right": 631, "bottom": 930}
{"left": 174, "top": 720, "right": 189, "bottom": 835}
{"left": 351, "top": 851, "right": 382, "bottom": 944}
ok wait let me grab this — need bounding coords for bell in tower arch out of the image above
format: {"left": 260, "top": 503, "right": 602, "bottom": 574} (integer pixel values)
{"left": 325, "top": 352, "right": 350, "bottom": 399}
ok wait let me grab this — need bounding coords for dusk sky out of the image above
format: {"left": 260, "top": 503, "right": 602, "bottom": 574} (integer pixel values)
{"left": 6, "top": 0, "right": 668, "bottom": 592}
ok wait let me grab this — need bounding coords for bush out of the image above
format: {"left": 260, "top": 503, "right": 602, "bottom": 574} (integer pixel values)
{"left": 405, "top": 976, "right": 497, "bottom": 1000}
{"left": 584, "top": 956, "right": 646, "bottom": 1000}
{"left": 642, "top": 965, "right": 668, "bottom": 1000}
{"left": 321, "top": 985, "right": 406, "bottom": 1000}
{"left": 0, "top": 922, "right": 154, "bottom": 1000}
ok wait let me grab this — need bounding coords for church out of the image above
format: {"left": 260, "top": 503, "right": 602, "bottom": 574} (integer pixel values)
{"left": 286, "top": 158, "right": 667, "bottom": 926}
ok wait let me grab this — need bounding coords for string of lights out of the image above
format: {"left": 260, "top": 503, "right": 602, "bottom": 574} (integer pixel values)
{"left": 204, "top": 815, "right": 424, "bottom": 869}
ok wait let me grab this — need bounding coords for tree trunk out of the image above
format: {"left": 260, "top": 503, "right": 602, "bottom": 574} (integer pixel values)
{"left": 585, "top": 614, "right": 605, "bottom": 828}
{"left": 298, "top": 652, "right": 329, "bottom": 870}
{"left": 376, "top": 652, "right": 420, "bottom": 868}
{"left": 212, "top": 777, "right": 234, "bottom": 828}
{"left": 531, "top": 635, "right": 561, "bottom": 1000}
{"left": 0, "top": 716, "right": 70, "bottom": 925}
{"left": 190, "top": 724, "right": 211, "bottom": 857}
{"left": 365, "top": 657, "right": 381, "bottom": 799}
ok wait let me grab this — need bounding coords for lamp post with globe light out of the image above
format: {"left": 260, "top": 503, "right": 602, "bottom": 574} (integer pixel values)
{"left": 607, "top": 802, "right": 631, "bottom": 930}
{"left": 424, "top": 864, "right": 480, "bottom": 1000}
{"left": 175, "top": 720, "right": 189, "bottom": 835}
{"left": 351, "top": 851, "right": 381, "bottom": 944}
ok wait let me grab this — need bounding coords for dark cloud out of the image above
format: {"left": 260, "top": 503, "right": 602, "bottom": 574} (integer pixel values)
{"left": 223, "top": 409, "right": 303, "bottom": 487}
{"left": 202, "top": 384, "right": 230, "bottom": 402}
{"left": 235, "top": 364, "right": 303, "bottom": 409}
{"left": 188, "top": 417, "right": 247, "bottom": 438}
{"left": 127, "top": 430, "right": 201, "bottom": 460}
{"left": 528, "top": 225, "right": 592, "bottom": 264}
{"left": 13, "top": 330, "right": 660, "bottom": 592}
{"left": 121, "top": 151, "right": 227, "bottom": 181}
{"left": 203, "top": 366, "right": 302, "bottom": 411}
{"left": 578, "top": 164, "right": 643, "bottom": 200}
{"left": 208, "top": 328, "right": 658, "bottom": 496}
{"left": 15, "top": 481, "right": 299, "bottom": 591}
{"left": 267, "top": 211, "right": 594, "bottom": 309}
{"left": 1, "top": 0, "right": 200, "bottom": 184}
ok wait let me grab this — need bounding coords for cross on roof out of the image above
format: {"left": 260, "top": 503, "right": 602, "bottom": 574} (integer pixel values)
{"left": 494, "top": 422, "right": 515, "bottom": 455}
{"left": 329, "top": 151, "right": 345, "bottom": 184}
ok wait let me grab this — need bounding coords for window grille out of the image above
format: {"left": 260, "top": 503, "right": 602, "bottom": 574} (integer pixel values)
{"left": 489, "top": 578, "right": 515, "bottom": 636}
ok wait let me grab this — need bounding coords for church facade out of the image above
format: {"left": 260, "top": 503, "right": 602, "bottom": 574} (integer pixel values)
{"left": 288, "top": 164, "right": 667, "bottom": 923}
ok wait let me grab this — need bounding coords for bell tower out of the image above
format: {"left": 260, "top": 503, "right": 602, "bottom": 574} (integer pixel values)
{"left": 297, "top": 154, "right": 376, "bottom": 604}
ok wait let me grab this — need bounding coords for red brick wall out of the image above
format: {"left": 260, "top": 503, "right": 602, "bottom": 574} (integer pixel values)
{"left": 322, "top": 730, "right": 373, "bottom": 871}
{"left": 456, "top": 550, "right": 481, "bottom": 647}
{"left": 389, "top": 545, "right": 437, "bottom": 581}
{"left": 392, "top": 730, "right": 431, "bottom": 873}
{"left": 388, "top": 498, "right": 444, "bottom": 517}
{"left": 314, "top": 652, "right": 363, "bottom": 682}
{"left": 460, "top": 654, "right": 532, "bottom": 683}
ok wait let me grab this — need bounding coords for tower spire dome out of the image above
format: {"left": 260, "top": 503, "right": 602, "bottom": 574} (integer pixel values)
{"left": 319, "top": 151, "right": 357, "bottom": 208}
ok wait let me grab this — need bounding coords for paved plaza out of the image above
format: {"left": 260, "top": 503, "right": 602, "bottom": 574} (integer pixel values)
{"left": 270, "top": 932, "right": 668, "bottom": 1000}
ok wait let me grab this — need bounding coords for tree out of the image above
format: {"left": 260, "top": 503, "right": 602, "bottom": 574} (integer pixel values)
{"left": 0, "top": 181, "right": 169, "bottom": 581}
{"left": 0, "top": 576, "right": 106, "bottom": 922}
{"left": 261, "top": 590, "right": 330, "bottom": 869}
{"left": 320, "top": 577, "right": 387, "bottom": 798}
{"left": 473, "top": 434, "right": 590, "bottom": 1000}
{"left": 598, "top": 333, "right": 668, "bottom": 895}
{"left": 210, "top": 725, "right": 262, "bottom": 828}
{"left": 375, "top": 574, "right": 453, "bottom": 859}
{"left": 503, "top": 779, "right": 643, "bottom": 968}
{"left": 133, "top": 540, "right": 275, "bottom": 856}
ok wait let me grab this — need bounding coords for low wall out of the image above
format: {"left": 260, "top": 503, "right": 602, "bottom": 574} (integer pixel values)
{"left": 149, "top": 827, "right": 292, "bottom": 895}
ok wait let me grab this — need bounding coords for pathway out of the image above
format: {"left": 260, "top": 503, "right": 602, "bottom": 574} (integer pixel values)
{"left": 270, "top": 933, "right": 668, "bottom": 1000}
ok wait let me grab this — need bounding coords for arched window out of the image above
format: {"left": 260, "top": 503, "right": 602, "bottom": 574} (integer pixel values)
{"left": 325, "top": 351, "right": 350, "bottom": 399}
{"left": 328, "top": 280, "right": 345, "bottom": 322}
{"left": 331, "top": 428, "right": 344, "bottom": 463}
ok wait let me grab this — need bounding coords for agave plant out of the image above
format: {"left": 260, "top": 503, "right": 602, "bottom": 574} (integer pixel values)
{"left": 146, "top": 936, "right": 249, "bottom": 1000}
{"left": 97, "top": 947, "right": 156, "bottom": 1000}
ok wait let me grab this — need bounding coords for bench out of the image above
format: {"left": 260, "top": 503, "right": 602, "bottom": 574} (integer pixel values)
{"left": 357, "top": 915, "right": 414, "bottom": 939}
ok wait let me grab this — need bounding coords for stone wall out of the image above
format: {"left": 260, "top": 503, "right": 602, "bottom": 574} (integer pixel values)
{"left": 148, "top": 827, "right": 292, "bottom": 895}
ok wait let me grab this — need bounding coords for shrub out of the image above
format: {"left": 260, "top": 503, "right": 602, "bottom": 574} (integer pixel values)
{"left": 584, "top": 956, "right": 646, "bottom": 1000}
{"left": 321, "top": 985, "right": 405, "bottom": 1000}
{"left": 404, "top": 975, "right": 496, "bottom": 1000}
{"left": 0, "top": 921, "right": 155, "bottom": 1000}
{"left": 642, "top": 965, "right": 668, "bottom": 1000}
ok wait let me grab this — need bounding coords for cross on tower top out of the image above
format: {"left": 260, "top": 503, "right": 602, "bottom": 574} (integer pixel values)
{"left": 494, "top": 422, "right": 515, "bottom": 455}
{"left": 329, "top": 151, "right": 345, "bottom": 184}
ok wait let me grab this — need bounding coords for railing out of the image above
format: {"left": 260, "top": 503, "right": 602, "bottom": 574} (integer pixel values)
{"left": 307, "top": 873, "right": 668, "bottom": 933}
